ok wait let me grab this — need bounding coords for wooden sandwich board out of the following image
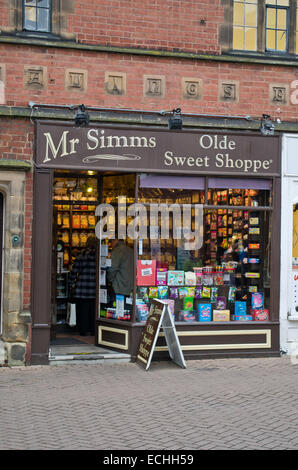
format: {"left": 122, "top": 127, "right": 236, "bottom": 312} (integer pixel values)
{"left": 136, "top": 299, "right": 186, "bottom": 371}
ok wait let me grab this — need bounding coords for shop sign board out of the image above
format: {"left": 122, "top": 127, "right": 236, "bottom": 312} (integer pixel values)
{"left": 136, "top": 299, "right": 186, "bottom": 370}
{"left": 35, "top": 121, "right": 281, "bottom": 176}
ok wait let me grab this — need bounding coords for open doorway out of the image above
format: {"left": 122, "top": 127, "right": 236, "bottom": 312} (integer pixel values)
{"left": 51, "top": 170, "right": 100, "bottom": 349}
{"left": 50, "top": 170, "right": 136, "bottom": 353}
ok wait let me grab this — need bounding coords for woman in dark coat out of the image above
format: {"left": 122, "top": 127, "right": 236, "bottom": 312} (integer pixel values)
{"left": 69, "top": 235, "right": 97, "bottom": 336}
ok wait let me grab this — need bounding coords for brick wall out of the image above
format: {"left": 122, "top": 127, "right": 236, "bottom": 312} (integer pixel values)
{"left": 1, "top": 43, "right": 298, "bottom": 120}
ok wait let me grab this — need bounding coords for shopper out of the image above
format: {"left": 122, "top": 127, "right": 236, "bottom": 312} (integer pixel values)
{"left": 69, "top": 235, "right": 97, "bottom": 336}
{"left": 107, "top": 239, "right": 134, "bottom": 301}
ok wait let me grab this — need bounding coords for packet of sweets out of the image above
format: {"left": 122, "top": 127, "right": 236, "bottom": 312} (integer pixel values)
{"left": 183, "top": 297, "right": 194, "bottom": 311}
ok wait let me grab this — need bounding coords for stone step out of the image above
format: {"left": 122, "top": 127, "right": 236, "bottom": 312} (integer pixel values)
{"left": 49, "top": 351, "right": 131, "bottom": 365}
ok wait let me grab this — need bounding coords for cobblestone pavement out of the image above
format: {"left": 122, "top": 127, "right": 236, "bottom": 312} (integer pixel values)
{"left": 0, "top": 356, "right": 297, "bottom": 450}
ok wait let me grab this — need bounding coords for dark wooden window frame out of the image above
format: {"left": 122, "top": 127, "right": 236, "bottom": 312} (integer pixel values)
{"left": 15, "top": 0, "right": 61, "bottom": 39}
{"left": 226, "top": 0, "right": 297, "bottom": 56}
{"left": 22, "top": 0, "right": 52, "bottom": 34}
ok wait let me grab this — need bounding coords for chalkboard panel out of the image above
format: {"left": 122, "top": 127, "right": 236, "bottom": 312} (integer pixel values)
{"left": 136, "top": 299, "right": 186, "bottom": 371}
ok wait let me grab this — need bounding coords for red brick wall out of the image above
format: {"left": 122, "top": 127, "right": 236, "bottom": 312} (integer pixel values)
{"left": 1, "top": 43, "right": 298, "bottom": 121}
{"left": 0, "top": 0, "right": 223, "bottom": 54}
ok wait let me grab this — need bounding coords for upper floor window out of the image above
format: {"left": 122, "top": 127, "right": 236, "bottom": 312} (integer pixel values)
{"left": 232, "top": 0, "right": 297, "bottom": 55}
{"left": 23, "top": 0, "right": 51, "bottom": 33}
{"left": 233, "top": 0, "right": 258, "bottom": 51}
{"left": 265, "top": 0, "right": 289, "bottom": 52}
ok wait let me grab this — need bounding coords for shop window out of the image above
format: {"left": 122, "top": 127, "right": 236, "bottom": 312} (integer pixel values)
{"left": 233, "top": 0, "right": 258, "bottom": 51}
{"left": 135, "top": 177, "right": 272, "bottom": 324}
{"left": 23, "top": 0, "right": 52, "bottom": 33}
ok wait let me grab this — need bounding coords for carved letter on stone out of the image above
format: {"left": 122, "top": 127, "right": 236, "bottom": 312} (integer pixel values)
{"left": 182, "top": 78, "right": 202, "bottom": 100}
{"left": 143, "top": 75, "right": 165, "bottom": 98}
{"left": 104, "top": 72, "right": 126, "bottom": 95}
{"left": 24, "top": 66, "right": 47, "bottom": 90}
{"left": 218, "top": 80, "right": 239, "bottom": 103}
{"left": 270, "top": 85, "right": 288, "bottom": 105}
{"left": 65, "top": 69, "right": 87, "bottom": 92}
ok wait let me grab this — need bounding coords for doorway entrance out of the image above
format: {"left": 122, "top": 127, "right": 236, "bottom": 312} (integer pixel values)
{"left": 50, "top": 170, "right": 136, "bottom": 356}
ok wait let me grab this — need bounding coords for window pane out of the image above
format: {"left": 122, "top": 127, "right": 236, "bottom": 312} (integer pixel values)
{"left": 245, "top": 4, "right": 257, "bottom": 27}
{"left": 244, "top": 27, "right": 257, "bottom": 50}
{"left": 37, "top": 0, "right": 50, "bottom": 6}
{"left": 277, "top": 9, "right": 287, "bottom": 29}
{"left": 266, "top": 0, "right": 289, "bottom": 4}
{"left": 233, "top": 26, "right": 244, "bottom": 49}
{"left": 234, "top": 3, "right": 245, "bottom": 25}
{"left": 276, "top": 30, "right": 286, "bottom": 50}
{"left": 266, "top": 8, "right": 276, "bottom": 29}
{"left": 24, "top": 6, "right": 36, "bottom": 30}
{"left": 266, "top": 29, "right": 276, "bottom": 49}
{"left": 37, "top": 8, "right": 50, "bottom": 31}
{"left": 25, "top": 0, "right": 36, "bottom": 5}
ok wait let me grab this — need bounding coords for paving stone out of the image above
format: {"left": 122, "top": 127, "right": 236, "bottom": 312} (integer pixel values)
{"left": 0, "top": 356, "right": 297, "bottom": 450}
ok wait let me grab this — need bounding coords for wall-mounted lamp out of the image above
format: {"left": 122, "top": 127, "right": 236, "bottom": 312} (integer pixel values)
{"left": 75, "top": 104, "right": 89, "bottom": 127}
{"left": 168, "top": 108, "right": 183, "bottom": 130}
{"left": 259, "top": 114, "right": 274, "bottom": 136}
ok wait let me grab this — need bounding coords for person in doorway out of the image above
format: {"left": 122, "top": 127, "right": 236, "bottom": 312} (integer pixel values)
{"left": 107, "top": 239, "right": 134, "bottom": 303}
{"left": 69, "top": 235, "right": 97, "bottom": 336}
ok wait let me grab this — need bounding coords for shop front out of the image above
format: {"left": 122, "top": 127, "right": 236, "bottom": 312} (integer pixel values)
{"left": 31, "top": 120, "right": 281, "bottom": 365}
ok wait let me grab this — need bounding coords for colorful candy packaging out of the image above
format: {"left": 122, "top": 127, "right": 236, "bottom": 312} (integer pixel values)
{"left": 178, "top": 287, "right": 188, "bottom": 298}
{"left": 148, "top": 287, "right": 158, "bottom": 298}
{"left": 179, "top": 311, "right": 196, "bottom": 322}
{"left": 211, "top": 287, "right": 218, "bottom": 303}
{"left": 228, "top": 287, "right": 236, "bottom": 302}
{"left": 216, "top": 296, "right": 226, "bottom": 310}
{"left": 202, "top": 286, "right": 211, "bottom": 298}
{"left": 183, "top": 297, "right": 194, "bottom": 310}
{"left": 251, "top": 292, "right": 263, "bottom": 309}
{"left": 158, "top": 285, "right": 168, "bottom": 299}
{"left": 185, "top": 272, "right": 196, "bottom": 286}
{"left": 194, "top": 287, "right": 202, "bottom": 299}
{"left": 139, "top": 287, "right": 149, "bottom": 302}
{"left": 198, "top": 304, "right": 212, "bottom": 322}
{"left": 186, "top": 287, "right": 195, "bottom": 298}
{"left": 169, "top": 287, "right": 179, "bottom": 299}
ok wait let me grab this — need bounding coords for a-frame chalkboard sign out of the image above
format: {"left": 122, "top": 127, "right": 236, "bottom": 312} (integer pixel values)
{"left": 136, "top": 299, "right": 186, "bottom": 371}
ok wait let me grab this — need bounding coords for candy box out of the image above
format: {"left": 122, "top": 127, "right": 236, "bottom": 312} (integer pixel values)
{"left": 185, "top": 271, "right": 196, "bottom": 286}
{"left": 167, "top": 270, "right": 184, "bottom": 286}
{"left": 251, "top": 292, "right": 263, "bottom": 309}
{"left": 178, "top": 310, "right": 196, "bottom": 322}
{"left": 156, "top": 268, "right": 167, "bottom": 286}
{"left": 251, "top": 309, "right": 269, "bottom": 321}
{"left": 234, "top": 301, "right": 247, "bottom": 315}
{"left": 213, "top": 310, "right": 230, "bottom": 322}
{"left": 231, "top": 315, "right": 253, "bottom": 321}
{"left": 137, "top": 260, "right": 156, "bottom": 286}
{"left": 197, "top": 304, "right": 212, "bottom": 322}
